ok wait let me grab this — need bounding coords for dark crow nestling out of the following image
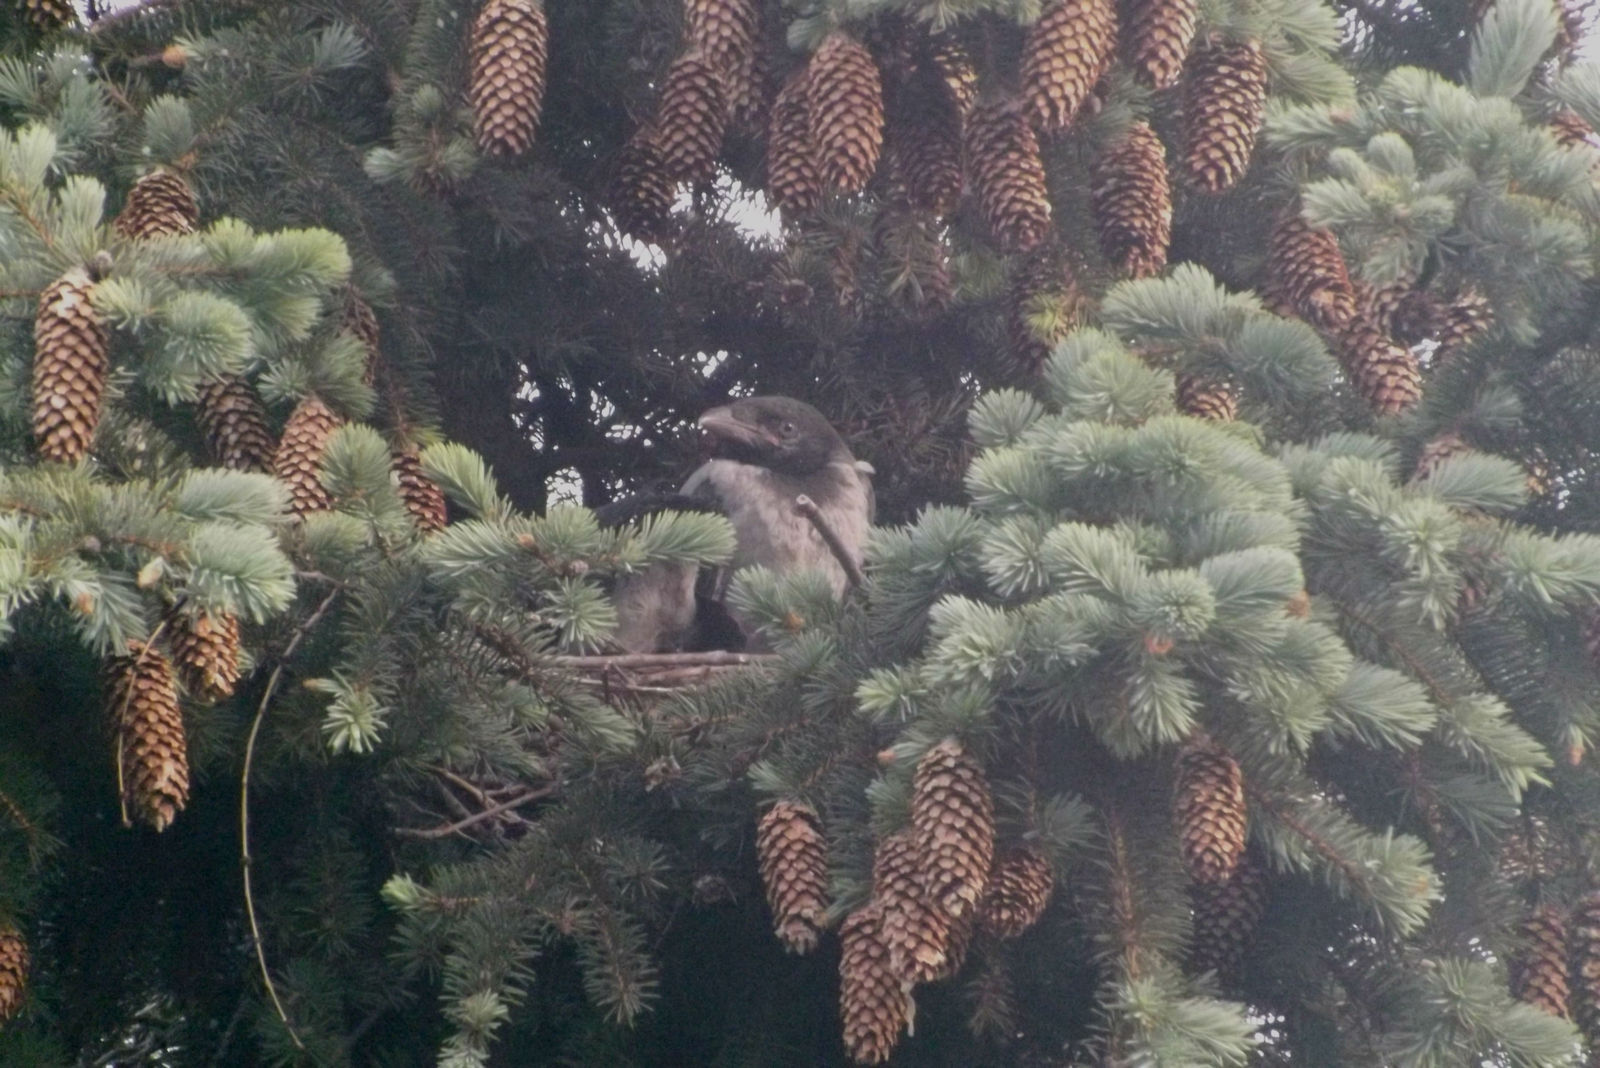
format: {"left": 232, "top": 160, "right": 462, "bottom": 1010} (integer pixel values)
{"left": 608, "top": 396, "right": 873, "bottom": 653}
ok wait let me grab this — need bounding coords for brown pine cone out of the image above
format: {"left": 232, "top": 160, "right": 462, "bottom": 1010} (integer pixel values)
{"left": 106, "top": 641, "right": 189, "bottom": 833}
{"left": 1090, "top": 120, "right": 1172, "bottom": 278}
{"left": 1174, "top": 737, "right": 1247, "bottom": 884}
{"left": 1189, "top": 852, "right": 1268, "bottom": 975}
{"left": 807, "top": 31, "right": 885, "bottom": 193}
{"left": 196, "top": 374, "right": 275, "bottom": 473}
{"left": 341, "top": 290, "right": 382, "bottom": 385}
{"left": 610, "top": 128, "right": 676, "bottom": 241}
{"left": 684, "top": 0, "right": 759, "bottom": 99}
{"left": 393, "top": 446, "right": 449, "bottom": 533}
{"left": 1509, "top": 903, "right": 1569, "bottom": 1018}
{"left": 1412, "top": 432, "right": 1470, "bottom": 482}
{"left": 656, "top": 50, "right": 729, "bottom": 183}
{"left": 1333, "top": 313, "right": 1422, "bottom": 416}
{"left": 1007, "top": 242, "right": 1083, "bottom": 377}
{"left": 32, "top": 270, "right": 110, "bottom": 465}
{"left": 766, "top": 69, "right": 823, "bottom": 217}
{"left": 114, "top": 170, "right": 200, "bottom": 241}
{"left": 21, "top": 0, "right": 75, "bottom": 30}
{"left": 978, "top": 846, "right": 1055, "bottom": 939}
{"left": 873, "top": 829, "right": 952, "bottom": 984}
{"left": 927, "top": 33, "right": 978, "bottom": 118}
{"left": 468, "top": 0, "right": 549, "bottom": 157}
{"left": 0, "top": 923, "right": 26, "bottom": 1022}
{"left": 1182, "top": 37, "right": 1268, "bottom": 194}
{"left": 896, "top": 104, "right": 964, "bottom": 218}
{"left": 911, "top": 738, "right": 996, "bottom": 918}
{"left": 1434, "top": 288, "right": 1494, "bottom": 361}
{"left": 755, "top": 801, "right": 830, "bottom": 953}
{"left": 1176, "top": 374, "right": 1237, "bottom": 421}
{"left": 169, "top": 610, "right": 242, "bottom": 703}
{"left": 1125, "top": 0, "right": 1200, "bottom": 89}
{"left": 1021, "top": 0, "right": 1119, "bottom": 132}
{"left": 1265, "top": 207, "right": 1357, "bottom": 330}
{"left": 966, "top": 98, "right": 1053, "bottom": 252}
{"left": 839, "top": 904, "right": 912, "bottom": 1064}
{"left": 273, "top": 394, "right": 343, "bottom": 516}
{"left": 1571, "top": 892, "right": 1600, "bottom": 1042}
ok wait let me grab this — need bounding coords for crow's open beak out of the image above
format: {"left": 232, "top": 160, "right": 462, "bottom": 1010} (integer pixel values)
{"left": 698, "top": 407, "right": 778, "bottom": 452}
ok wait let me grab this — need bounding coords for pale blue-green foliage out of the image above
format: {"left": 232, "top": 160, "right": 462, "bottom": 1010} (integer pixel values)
{"left": 0, "top": 53, "right": 115, "bottom": 173}
{"left": 726, "top": 566, "right": 842, "bottom": 642}
{"left": 307, "top": 673, "right": 389, "bottom": 756}
{"left": 1469, "top": 0, "right": 1559, "bottom": 98}
{"left": 1554, "top": 61, "right": 1600, "bottom": 130}
{"left": 1382, "top": 958, "right": 1580, "bottom": 1068}
{"left": 422, "top": 442, "right": 514, "bottom": 521}
{"left": 1107, "top": 974, "right": 1257, "bottom": 1067}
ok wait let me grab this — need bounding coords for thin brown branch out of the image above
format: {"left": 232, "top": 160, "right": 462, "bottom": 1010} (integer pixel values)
{"left": 554, "top": 650, "right": 776, "bottom": 670}
{"left": 794, "top": 494, "right": 865, "bottom": 589}
{"left": 240, "top": 587, "right": 342, "bottom": 1053}
{"left": 392, "top": 784, "right": 557, "bottom": 840}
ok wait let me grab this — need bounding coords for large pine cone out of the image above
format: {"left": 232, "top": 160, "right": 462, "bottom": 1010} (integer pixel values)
{"left": 1571, "top": 893, "right": 1600, "bottom": 1042}
{"left": 0, "top": 924, "right": 26, "bottom": 1022}
{"left": 978, "top": 846, "right": 1055, "bottom": 939}
{"left": 468, "top": 0, "right": 549, "bottom": 157}
{"left": 1181, "top": 37, "right": 1268, "bottom": 193}
{"left": 114, "top": 170, "right": 199, "bottom": 240}
{"left": 657, "top": 50, "right": 729, "bottom": 184}
{"left": 170, "top": 610, "right": 242, "bottom": 703}
{"left": 22, "top": 0, "right": 75, "bottom": 30}
{"left": 1176, "top": 375, "right": 1238, "bottom": 421}
{"left": 340, "top": 290, "right": 382, "bottom": 385}
{"left": 1174, "top": 737, "right": 1247, "bottom": 884}
{"left": 755, "top": 801, "right": 830, "bottom": 953}
{"left": 684, "top": 0, "right": 760, "bottom": 124}
{"left": 807, "top": 31, "right": 885, "bottom": 193}
{"left": 196, "top": 374, "right": 275, "bottom": 473}
{"left": 610, "top": 129, "right": 676, "bottom": 241}
{"left": 966, "top": 99, "right": 1053, "bottom": 252}
{"left": 1090, "top": 120, "right": 1172, "bottom": 278}
{"left": 873, "top": 829, "right": 952, "bottom": 984}
{"left": 32, "top": 270, "right": 109, "bottom": 465}
{"left": 766, "top": 69, "right": 823, "bottom": 217}
{"left": 1509, "top": 903, "right": 1568, "bottom": 1018}
{"left": 1265, "top": 206, "right": 1357, "bottom": 330}
{"left": 273, "top": 394, "right": 343, "bottom": 516}
{"left": 838, "top": 904, "right": 912, "bottom": 1065}
{"left": 1021, "top": 0, "right": 1118, "bottom": 132}
{"left": 1189, "top": 852, "right": 1268, "bottom": 975}
{"left": 393, "top": 446, "right": 449, "bottom": 533}
{"left": 896, "top": 103, "right": 963, "bottom": 219}
{"left": 1125, "top": 0, "right": 1200, "bottom": 89}
{"left": 927, "top": 33, "right": 978, "bottom": 118}
{"left": 911, "top": 738, "right": 996, "bottom": 919}
{"left": 106, "top": 641, "right": 189, "bottom": 833}
{"left": 1333, "top": 313, "right": 1422, "bottom": 416}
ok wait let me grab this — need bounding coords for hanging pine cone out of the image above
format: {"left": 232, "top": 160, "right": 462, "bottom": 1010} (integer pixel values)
{"left": 1125, "top": 0, "right": 1200, "bottom": 89}
{"left": 1090, "top": 120, "right": 1172, "bottom": 278}
{"left": 911, "top": 738, "right": 996, "bottom": 919}
{"left": 1020, "top": 0, "right": 1118, "bottom": 132}
{"left": 106, "top": 641, "right": 189, "bottom": 833}
{"left": 1189, "top": 852, "right": 1267, "bottom": 976}
{"left": 0, "top": 924, "right": 26, "bottom": 1022}
{"left": 927, "top": 34, "right": 978, "bottom": 118}
{"left": 1174, "top": 737, "right": 1247, "bottom": 885}
{"left": 1507, "top": 904, "right": 1569, "bottom": 1018}
{"left": 897, "top": 104, "right": 964, "bottom": 218}
{"left": 978, "top": 846, "right": 1055, "bottom": 939}
{"left": 931, "top": 904, "right": 977, "bottom": 980}
{"left": 467, "top": 0, "right": 549, "bottom": 157}
{"left": 1550, "top": 110, "right": 1599, "bottom": 150}
{"left": 1176, "top": 374, "right": 1237, "bottom": 421}
{"left": 169, "top": 610, "right": 242, "bottom": 703}
{"left": 1008, "top": 242, "right": 1082, "bottom": 377}
{"left": 1353, "top": 278, "right": 1410, "bottom": 337}
{"left": 1265, "top": 207, "right": 1357, "bottom": 330}
{"left": 839, "top": 905, "right": 912, "bottom": 1065}
{"left": 873, "top": 829, "right": 953, "bottom": 984}
{"left": 1434, "top": 288, "right": 1494, "bottom": 361}
{"left": 393, "top": 446, "right": 449, "bottom": 533}
{"left": 273, "top": 394, "right": 343, "bottom": 516}
{"left": 114, "top": 170, "right": 199, "bottom": 241}
{"left": 611, "top": 129, "right": 676, "bottom": 241}
{"left": 1333, "top": 313, "right": 1422, "bottom": 416}
{"left": 196, "top": 374, "right": 275, "bottom": 473}
{"left": 755, "top": 801, "right": 830, "bottom": 953}
{"left": 729, "top": 40, "right": 770, "bottom": 131}
{"left": 1571, "top": 892, "right": 1600, "bottom": 1043}
{"left": 341, "top": 290, "right": 382, "bottom": 385}
{"left": 21, "top": 0, "right": 74, "bottom": 30}
{"left": 32, "top": 269, "right": 110, "bottom": 465}
{"left": 657, "top": 50, "right": 729, "bottom": 184}
{"left": 1412, "top": 432, "right": 1470, "bottom": 482}
{"left": 966, "top": 98, "right": 1053, "bottom": 252}
{"left": 684, "top": 0, "right": 759, "bottom": 98}
{"left": 766, "top": 69, "right": 823, "bottom": 216}
{"left": 807, "top": 31, "right": 885, "bottom": 194}
{"left": 1181, "top": 37, "right": 1268, "bottom": 194}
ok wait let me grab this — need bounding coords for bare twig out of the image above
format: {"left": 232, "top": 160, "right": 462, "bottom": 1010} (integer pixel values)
{"left": 794, "top": 494, "right": 865, "bottom": 589}
{"left": 553, "top": 650, "right": 776, "bottom": 670}
{"left": 240, "top": 588, "right": 342, "bottom": 1053}
{"left": 393, "top": 784, "right": 557, "bottom": 840}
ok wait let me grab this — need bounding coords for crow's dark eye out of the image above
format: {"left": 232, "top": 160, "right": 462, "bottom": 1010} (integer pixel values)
{"left": 780, "top": 420, "right": 796, "bottom": 436}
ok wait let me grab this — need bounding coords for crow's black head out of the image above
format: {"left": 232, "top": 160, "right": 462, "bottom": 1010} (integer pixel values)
{"left": 698, "top": 396, "right": 849, "bottom": 475}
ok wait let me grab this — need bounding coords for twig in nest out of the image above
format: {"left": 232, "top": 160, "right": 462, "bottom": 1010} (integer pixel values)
{"left": 393, "top": 784, "right": 557, "bottom": 839}
{"left": 794, "top": 494, "right": 866, "bottom": 589}
{"left": 553, "top": 650, "right": 775, "bottom": 670}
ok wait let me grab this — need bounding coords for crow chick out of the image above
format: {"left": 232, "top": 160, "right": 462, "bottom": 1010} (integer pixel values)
{"left": 609, "top": 396, "right": 873, "bottom": 653}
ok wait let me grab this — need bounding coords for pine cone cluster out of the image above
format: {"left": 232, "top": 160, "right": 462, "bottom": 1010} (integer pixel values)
{"left": 1126, "top": 0, "right": 1200, "bottom": 89}
{"left": 1021, "top": 0, "right": 1118, "bottom": 132}
{"left": 114, "top": 170, "right": 199, "bottom": 241}
{"left": 1176, "top": 374, "right": 1237, "bottom": 421}
{"left": 912, "top": 738, "right": 996, "bottom": 918}
{"left": 1182, "top": 37, "right": 1268, "bottom": 193}
{"left": 838, "top": 904, "right": 912, "bottom": 1065}
{"left": 1174, "top": 737, "right": 1247, "bottom": 884}
{"left": 170, "top": 610, "right": 242, "bottom": 703}
{"left": 196, "top": 374, "right": 275, "bottom": 473}
{"left": 107, "top": 641, "right": 189, "bottom": 833}
{"left": 611, "top": 129, "right": 676, "bottom": 241}
{"left": 1008, "top": 243, "right": 1083, "bottom": 377}
{"left": 967, "top": 99, "right": 1053, "bottom": 252}
{"left": 807, "top": 31, "right": 885, "bottom": 194}
{"left": 766, "top": 70, "right": 823, "bottom": 216}
{"left": 1509, "top": 904, "right": 1568, "bottom": 1018}
{"left": 657, "top": 51, "right": 729, "bottom": 184}
{"left": 1571, "top": 893, "right": 1600, "bottom": 1042}
{"left": 873, "top": 828, "right": 954, "bottom": 983}
{"left": 755, "top": 801, "right": 830, "bottom": 953}
{"left": 273, "top": 394, "right": 344, "bottom": 516}
{"left": 1333, "top": 313, "right": 1422, "bottom": 416}
{"left": 1265, "top": 207, "right": 1357, "bottom": 330}
{"left": 1189, "top": 852, "right": 1267, "bottom": 975}
{"left": 1090, "top": 120, "right": 1172, "bottom": 278}
{"left": 467, "top": 0, "right": 549, "bottom": 157}
{"left": 978, "top": 846, "right": 1055, "bottom": 939}
{"left": 33, "top": 270, "right": 110, "bottom": 465}
{"left": 0, "top": 924, "right": 26, "bottom": 1022}
{"left": 393, "top": 446, "right": 449, "bottom": 533}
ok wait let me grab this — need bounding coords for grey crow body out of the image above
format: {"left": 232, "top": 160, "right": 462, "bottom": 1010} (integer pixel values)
{"left": 608, "top": 396, "right": 873, "bottom": 653}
